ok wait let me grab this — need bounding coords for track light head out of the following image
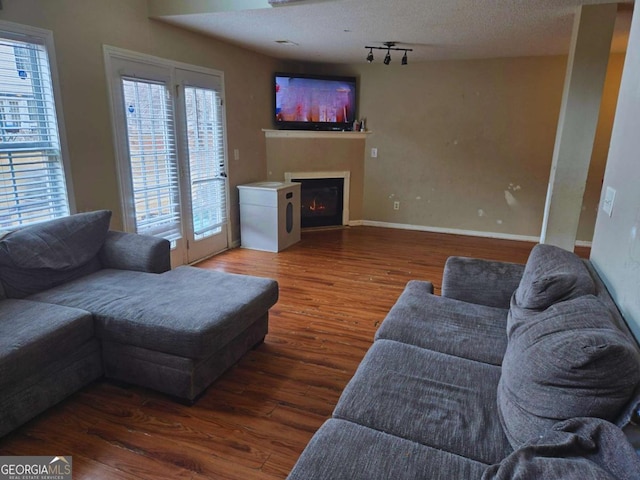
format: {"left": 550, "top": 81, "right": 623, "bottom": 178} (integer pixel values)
{"left": 401, "top": 51, "right": 408, "bottom": 65}
{"left": 383, "top": 49, "right": 391, "bottom": 65}
{"left": 366, "top": 48, "right": 374, "bottom": 63}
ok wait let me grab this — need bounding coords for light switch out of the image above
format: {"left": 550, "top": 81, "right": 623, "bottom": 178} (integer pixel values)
{"left": 602, "top": 186, "right": 616, "bottom": 217}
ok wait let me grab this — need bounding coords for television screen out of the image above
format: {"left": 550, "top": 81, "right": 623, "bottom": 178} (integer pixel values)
{"left": 274, "top": 73, "right": 357, "bottom": 130}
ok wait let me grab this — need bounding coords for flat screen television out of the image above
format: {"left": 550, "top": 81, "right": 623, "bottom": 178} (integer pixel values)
{"left": 274, "top": 73, "right": 357, "bottom": 131}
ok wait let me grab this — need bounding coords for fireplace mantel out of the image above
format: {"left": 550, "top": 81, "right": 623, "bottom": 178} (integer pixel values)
{"left": 263, "top": 129, "right": 369, "bottom": 140}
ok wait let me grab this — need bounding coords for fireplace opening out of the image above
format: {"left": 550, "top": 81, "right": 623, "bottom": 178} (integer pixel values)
{"left": 293, "top": 177, "right": 344, "bottom": 228}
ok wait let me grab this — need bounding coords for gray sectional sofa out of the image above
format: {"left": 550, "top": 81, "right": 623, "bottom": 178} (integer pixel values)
{"left": 288, "top": 244, "right": 640, "bottom": 479}
{"left": 0, "top": 210, "right": 278, "bottom": 437}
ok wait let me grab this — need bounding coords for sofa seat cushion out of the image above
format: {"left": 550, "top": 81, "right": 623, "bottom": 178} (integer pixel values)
{"left": 0, "top": 210, "right": 111, "bottom": 298}
{"left": 27, "top": 266, "right": 278, "bottom": 359}
{"left": 375, "top": 280, "right": 508, "bottom": 365}
{"left": 287, "top": 419, "right": 489, "bottom": 480}
{"left": 0, "top": 299, "right": 94, "bottom": 388}
{"left": 333, "top": 339, "right": 512, "bottom": 464}
{"left": 498, "top": 295, "right": 640, "bottom": 448}
{"left": 514, "top": 244, "right": 595, "bottom": 310}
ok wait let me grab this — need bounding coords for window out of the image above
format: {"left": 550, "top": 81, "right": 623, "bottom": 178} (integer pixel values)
{"left": 0, "top": 23, "right": 70, "bottom": 231}
{"left": 184, "top": 85, "right": 227, "bottom": 240}
{"left": 122, "top": 77, "right": 181, "bottom": 242}
{"left": 13, "top": 45, "right": 30, "bottom": 76}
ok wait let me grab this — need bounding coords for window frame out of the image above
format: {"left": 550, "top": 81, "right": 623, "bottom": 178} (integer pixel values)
{"left": 0, "top": 20, "right": 75, "bottom": 228}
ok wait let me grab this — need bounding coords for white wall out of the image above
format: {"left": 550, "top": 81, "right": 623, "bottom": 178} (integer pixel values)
{"left": 591, "top": 5, "right": 640, "bottom": 339}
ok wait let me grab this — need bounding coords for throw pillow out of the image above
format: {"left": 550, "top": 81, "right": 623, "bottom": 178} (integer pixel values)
{"left": 0, "top": 210, "right": 112, "bottom": 298}
{"left": 498, "top": 296, "right": 640, "bottom": 449}
{"left": 514, "top": 244, "right": 595, "bottom": 310}
{"left": 483, "top": 417, "right": 640, "bottom": 480}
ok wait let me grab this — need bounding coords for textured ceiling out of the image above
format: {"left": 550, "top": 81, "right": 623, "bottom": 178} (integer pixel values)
{"left": 149, "top": 0, "right": 634, "bottom": 64}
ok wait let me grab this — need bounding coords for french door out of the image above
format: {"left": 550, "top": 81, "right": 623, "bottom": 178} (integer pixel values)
{"left": 175, "top": 68, "right": 228, "bottom": 262}
{"left": 105, "top": 48, "right": 229, "bottom": 266}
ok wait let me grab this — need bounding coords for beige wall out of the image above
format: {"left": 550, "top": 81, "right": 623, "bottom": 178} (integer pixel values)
{"left": 303, "top": 54, "right": 622, "bottom": 242}
{"left": 0, "top": 1, "right": 624, "bottom": 245}
{"left": 540, "top": 4, "right": 617, "bottom": 250}
{"left": 0, "top": 0, "right": 280, "bottom": 241}
{"left": 591, "top": 5, "right": 640, "bottom": 338}
{"left": 579, "top": 52, "right": 625, "bottom": 240}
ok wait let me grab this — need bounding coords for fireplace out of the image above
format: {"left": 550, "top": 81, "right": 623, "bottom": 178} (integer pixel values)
{"left": 285, "top": 171, "right": 350, "bottom": 228}
{"left": 294, "top": 178, "right": 344, "bottom": 228}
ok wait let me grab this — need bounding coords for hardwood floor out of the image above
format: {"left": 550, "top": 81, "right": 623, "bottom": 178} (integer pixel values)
{"left": 0, "top": 227, "right": 590, "bottom": 479}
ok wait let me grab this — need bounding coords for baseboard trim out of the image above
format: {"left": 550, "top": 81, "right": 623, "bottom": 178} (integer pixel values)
{"left": 232, "top": 221, "right": 592, "bottom": 248}
{"left": 355, "top": 220, "right": 592, "bottom": 248}
{"left": 575, "top": 240, "right": 593, "bottom": 248}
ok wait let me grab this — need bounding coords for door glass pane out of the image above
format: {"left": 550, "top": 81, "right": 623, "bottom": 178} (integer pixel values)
{"left": 122, "top": 78, "right": 181, "bottom": 243}
{"left": 184, "top": 86, "right": 227, "bottom": 240}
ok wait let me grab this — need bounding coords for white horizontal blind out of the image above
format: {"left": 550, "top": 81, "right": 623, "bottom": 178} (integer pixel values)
{"left": 121, "top": 77, "right": 182, "bottom": 242}
{"left": 0, "top": 33, "right": 69, "bottom": 230}
{"left": 184, "top": 86, "right": 227, "bottom": 240}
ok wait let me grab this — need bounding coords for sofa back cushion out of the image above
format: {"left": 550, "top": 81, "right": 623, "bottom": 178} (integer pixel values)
{"left": 498, "top": 295, "right": 640, "bottom": 449}
{"left": 0, "top": 210, "right": 111, "bottom": 298}
{"left": 514, "top": 244, "right": 595, "bottom": 310}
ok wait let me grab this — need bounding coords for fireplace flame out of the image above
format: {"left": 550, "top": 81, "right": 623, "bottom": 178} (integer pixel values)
{"left": 309, "top": 197, "right": 327, "bottom": 212}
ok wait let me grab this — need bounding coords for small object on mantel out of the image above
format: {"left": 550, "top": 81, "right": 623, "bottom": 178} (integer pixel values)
{"left": 238, "top": 182, "right": 301, "bottom": 252}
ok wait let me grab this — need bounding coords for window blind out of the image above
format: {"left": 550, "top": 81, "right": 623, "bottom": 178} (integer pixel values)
{"left": 0, "top": 33, "right": 69, "bottom": 230}
{"left": 184, "top": 86, "right": 227, "bottom": 239}
{"left": 122, "top": 77, "right": 182, "bottom": 242}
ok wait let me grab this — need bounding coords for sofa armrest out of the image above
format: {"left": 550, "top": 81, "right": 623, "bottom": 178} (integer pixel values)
{"left": 441, "top": 256, "right": 525, "bottom": 308}
{"left": 98, "top": 231, "right": 171, "bottom": 273}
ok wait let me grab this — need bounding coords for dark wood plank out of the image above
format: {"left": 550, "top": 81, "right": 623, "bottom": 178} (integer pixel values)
{"left": 0, "top": 227, "right": 589, "bottom": 478}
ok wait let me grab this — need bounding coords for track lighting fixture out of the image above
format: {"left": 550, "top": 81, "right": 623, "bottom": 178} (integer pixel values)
{"left": 364, "top": 42, "right": 412, "bottom": 65}
{"left": 383, "top": 49, "right": 391, "bottom": 65}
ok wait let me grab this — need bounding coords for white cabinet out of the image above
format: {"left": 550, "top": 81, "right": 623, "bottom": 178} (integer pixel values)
{"left": 238, "top": 182, "right": 301, "bottom": 252}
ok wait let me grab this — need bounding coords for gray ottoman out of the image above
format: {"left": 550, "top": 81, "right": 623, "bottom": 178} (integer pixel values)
{"left": 28, "top": 266, "right": 279, "bottom": 401}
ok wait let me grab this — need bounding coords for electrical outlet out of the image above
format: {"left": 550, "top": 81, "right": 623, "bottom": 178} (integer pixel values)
{"left": 393, "top": 201, "right": 400, "bottom": 210}
{"left": 233, "top": 149, "right": 240, "bottom": 161}
{"left": 371, "top": 148, "right": 378, "bottom": 158}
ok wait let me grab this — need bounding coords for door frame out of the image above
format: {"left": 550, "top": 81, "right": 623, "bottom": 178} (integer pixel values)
{"left": 103, "top": 45, "right": 231, "bottom": 265}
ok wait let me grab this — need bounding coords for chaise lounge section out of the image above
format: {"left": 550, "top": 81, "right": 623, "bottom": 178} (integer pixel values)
{"left": 0, "top": 210, "right": 278, "bottom": 437}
